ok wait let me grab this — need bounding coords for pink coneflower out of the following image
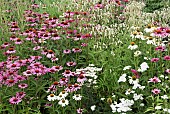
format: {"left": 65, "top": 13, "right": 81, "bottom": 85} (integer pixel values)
{"left": 151, "top": 28, "right": 166, "bottom": 38}
{"left": 81, "top": 43, "right": 88, "bottom": 47}
{"left": 148, "top": 76, "right": 161, "bottom": 83}
{"left": 51, "top": 65, "right": 63, "bottom": 71}
{"left": 65, "top": 84, "right": 75, "bottom": 92}
{"left": 151, "top": 58, "right": 159, "bottom": 62}
{"left": 23, "top": 70, "right": 32, "bottom": 76}
{"left": 164, "top": 28, "right": 170, "bottom": 37}
{"left": 62, "top": 70, "right": 74, "bottom": 77}
{"left": 6, "top": 47, "right": 16, "bottom": 54}
{"left": 51, "top": 57, "right": 59, "bottom": 62}
{"left": 46, "top": 50, "right": 55, "bottom": 58}
{"left": 72, "top": 48, "right": 82, "bottom": 53}
{"left": 16, "top": 91, "right": 26, "bottom": 98}
{"left": 64, "top": 10, "right": 74, "bottom": 17}
{"left": 11, "top": 25, "right": 20, "bottom": 31}
{"left": 77, "top": 108, "right": 83, "bottom": 114}
{"left": 155, "top": 46, "right": 165, "bottom": 52}
{"left": 131, "top": 69, "right": 139, "bottom": 78}
{"left": 18, "top": 83, "right": 28, "bottom": 89}
{"left": 164, "top": 55, "right": 170, "bottom": 60}
{"left": 41, "top": 49, "right": 48, "bottom": 55}
{"left": 33, "top": 46, "right": 41, "bottom": 50}
{"left": 59, "top": 22, "right": 70, "bottom": 28}
{"left": 31, "top": 68, "right": 43, "bottom": 76}
{"left": 44, "top": 103, "right": 52, "bottom": 107}
{"left": 5, "top": 79, "right": 17, "bottom": 87}
{"left": 25, "top": 35, "right": 35, "bottom": 41}
{"left": 14, "top": 75, "right": 26, "bottom": 82}
{"left": 6, "top": 63, "right": 20, "bottom": 70}
{"left": 9, "top": 96, "right": 22, "bottom": 104}
{"left": 42, "top": 33, "right": 51, "bottom": 40}
{"left": 31, "top": 4, "right": 39, "bottom": 8}
{"left": 30, "top": 56, "right": 42, "bottom": 61}
{"left": 1, "top": 42, "right": 10, "bottom": 48}
{"left": 47, "top": 85, "right": 57, "bottom": 93}
{"left": 59, "top": 78, "right": 68, "bottom": 86}
{"left": 152, "top": 88, "right": 161, "bottom": 95}
{"left": 73, "top": 83, "right": 81, "bottom": 91}
{"left": 166, "top": 69, "right": 170, "bottom": 74}
{"left": 77, "top": 74, "right": 87, "bottom": 83}
{"left": 51, "top": 33, "right": 60, "bottom": 40}
{"left": 63, "top": 49, "right": 71, "bottom": 54}
{"left": 15, "top": 38, "right": 23, "bottom": 44}
{"left": 74, "top": 34, "right": 82, "bottom": 41}
{"left": 66, "top": 61, "right": 76, "bottom": 66}
{"left": 94, "top": 3, "right": 105, "bottom": 9}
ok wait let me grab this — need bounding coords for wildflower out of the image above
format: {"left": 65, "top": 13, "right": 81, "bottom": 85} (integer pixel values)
{"left": 166, "top": 69, "right": 170, "bottom": 74}
{"left": 9, "top": 96, "right": 22, "bottom": 104}
{"left": 140, "top": 62, "right": 149, "bottom": 72}
{"left": 77, "top": 108, "right": 83, "bottom": 114}
{"left": 155, "top": 106, "right": 162, "bottom": 110}
{"left": 77, "top": 74, "right": 87, "bottom": 83}
{"left": 128, "top": 76, "right": 139, "bottom": 84}
{"left": 125, "top": 89, "right": 135, "bottom": 95}
{"left": 144, "top": 24, "right": 155, "bottom": 33}
{"left": 5, "top": 79, "right": 17, "bottom": 87}
{"left": 72, "top": 48, "right": 82, "bottom": 53}
{"left": 123, "top": 66, "right": 131, "bottom": 70}
{"left": 62, "top": 70, "right": 74, "bottom": 77}
{"left": 133, "top": 94, "right": 143, "bottom": 101}
{"left": 152, "top": 88, "right": 161, "bottom": 95}
{"left": 66, "top": 61, "right": 76, "bottom": 66}
{"left": 63, "top": 49, "right": 71, "bottom": 54}
{"left": 134, "top": 51, "right": 142, "bottom": 57}
{"left": 155, "top": 46, "right": 165, "bottom": 52}
{"left": 148, "top": 76, "right": 161, "bottom": 83}
{"left": 164, "top": 55, "right": 170, "bottom": 60}
{"left": 118, "top": 74, "right": 127, "bottom": 82}
{"left": 46, "top": 50, "right": 55, "bottom": 58}
{"left": 91, "top": 105, "right": 96, "bottom": 111}
{"left": 161, "top": 95, "right": 168, "bottom": 99}
{"left": 47, "top": 94, "right": 57, "bottom": 101}
{"left": 151, "top": 28, "right": 166, "bottom": 38}
{"left": 72, "top": 94, "right": 82, "bottom": 101}
{"left": 16, "top": 92, "right": 26, "bottom": 99}
{"left": 58, "top": 99, "right": 69, "bottom": 107}
{"left": 151, "top": 58, "right": 159, "bottom": 62}
{"left": 128, "top": 42, "right": 138, "bottom": 50}
{"left": 59, "top": 91, "right": 68, "bottom": 98}
{"left": 18, "top": 83, "right": 28, "bottom": 89}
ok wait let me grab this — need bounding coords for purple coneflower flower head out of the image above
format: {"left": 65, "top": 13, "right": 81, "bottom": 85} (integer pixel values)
{"left": 77, "top": 108, "right": 83, "bottom": 114}
{"left": 66, "top": 61, "right": 76, "bottom": 66}
{"left": 166, "top": 69, "right": 170, "bottom": 74}
{"left": 77, "top": 74, "right": 87, "bottom": 83}
{"left": 9, "top": 96, "right": 22, "bottom": 104}
{"left": 5, "top": 79, "right": 17, "bottom": 87}
{"left": 63, "top": 49, "right": 71, "bottom": 54}
{"left": 164, "top": 55, "right": 170, "bottom": 60}
{"left": 152, "top": 88, "right": 161, "bottom": 95}
{"left": 72, "top": 48, "right": 82, "bottom": 53}
{"left": 151, "top": 58, "right": 159, "bottom": 62}
{"left": 18, "top": 83, "right": 28, "bottom": 89}
{"left": 62, "top": 70, "right": 74, "bottom": 77}
{"left": 46, "top": 50, "right": 55, "bottom": 58}
{"left": 16, "top": 91, "right": 26, "bottom": 99}
{"left": 148, "top": 76, "right": 161, "bottom": 83}
{"left": 155, "top": 46, "right": 165, "bottom": 52}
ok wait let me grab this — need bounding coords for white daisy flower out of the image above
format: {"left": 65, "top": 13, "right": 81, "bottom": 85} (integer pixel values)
{"left": 128, "top": 42, "right": 138, "bottom": 50}
{"left": 59, "top": 91, "right": 68, "bottom": 98}
{"left": 72, "top": 94, "right": 82, "bottom": 101}
{"left": 91, "top": 105, "right": 96, "bottom": 111}
{"left": 123, "top": 66, "right": 131, "bottom": 70}
{"left": 134, "top": 51, "right": 142, "bottom": 57}
{"left": 118, "top": 74, "right": 127, "bottom": 83}
{"left": 161, "top": 95, "right": 169, "bottom": 99}
{"left": 58, "top": 99, "right": 69, "bottom": 107}
{"left": 47, "top": 94, "right": 57, "bottom": 101}
{"left": 155, "top": 106, "right": 162, "bottom": 110}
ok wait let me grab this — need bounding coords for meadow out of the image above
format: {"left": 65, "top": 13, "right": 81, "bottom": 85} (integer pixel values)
{"left": 0, "top": 0, "right": 170, "bottom": 114}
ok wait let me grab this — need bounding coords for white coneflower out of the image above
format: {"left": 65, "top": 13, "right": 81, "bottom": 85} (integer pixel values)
{"left": 47, "top": 94, "right": 57, "bottom": 101}
{"left": 134, "top": 51, "right": 142, "bottom": 57}
{"left": 118, "top": 74, "right": 127, "bottom": 83}
{"left": 91, "top": 105, "right": 96, "bottom": 111}
{"left": 72, "top": 94, "right": 82, "bottom": 101}
{"left": 123, "top": 66, "right": 131, "bottom": 70}
{"left": 58, "top": 99, "right": 69, "bottom": 107}
{"left": 59, "top": 91, "right": 68, "bottom": 98}
{"left": 128, "top": 42, "right": 138, "bottom": 50}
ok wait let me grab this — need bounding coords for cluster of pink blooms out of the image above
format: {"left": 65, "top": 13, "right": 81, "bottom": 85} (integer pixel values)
{"left": 151, "top": 27, "right": 170, "bottom": 38}
{"left": 0, "top": 2, "right": 95, "bottom": 107}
